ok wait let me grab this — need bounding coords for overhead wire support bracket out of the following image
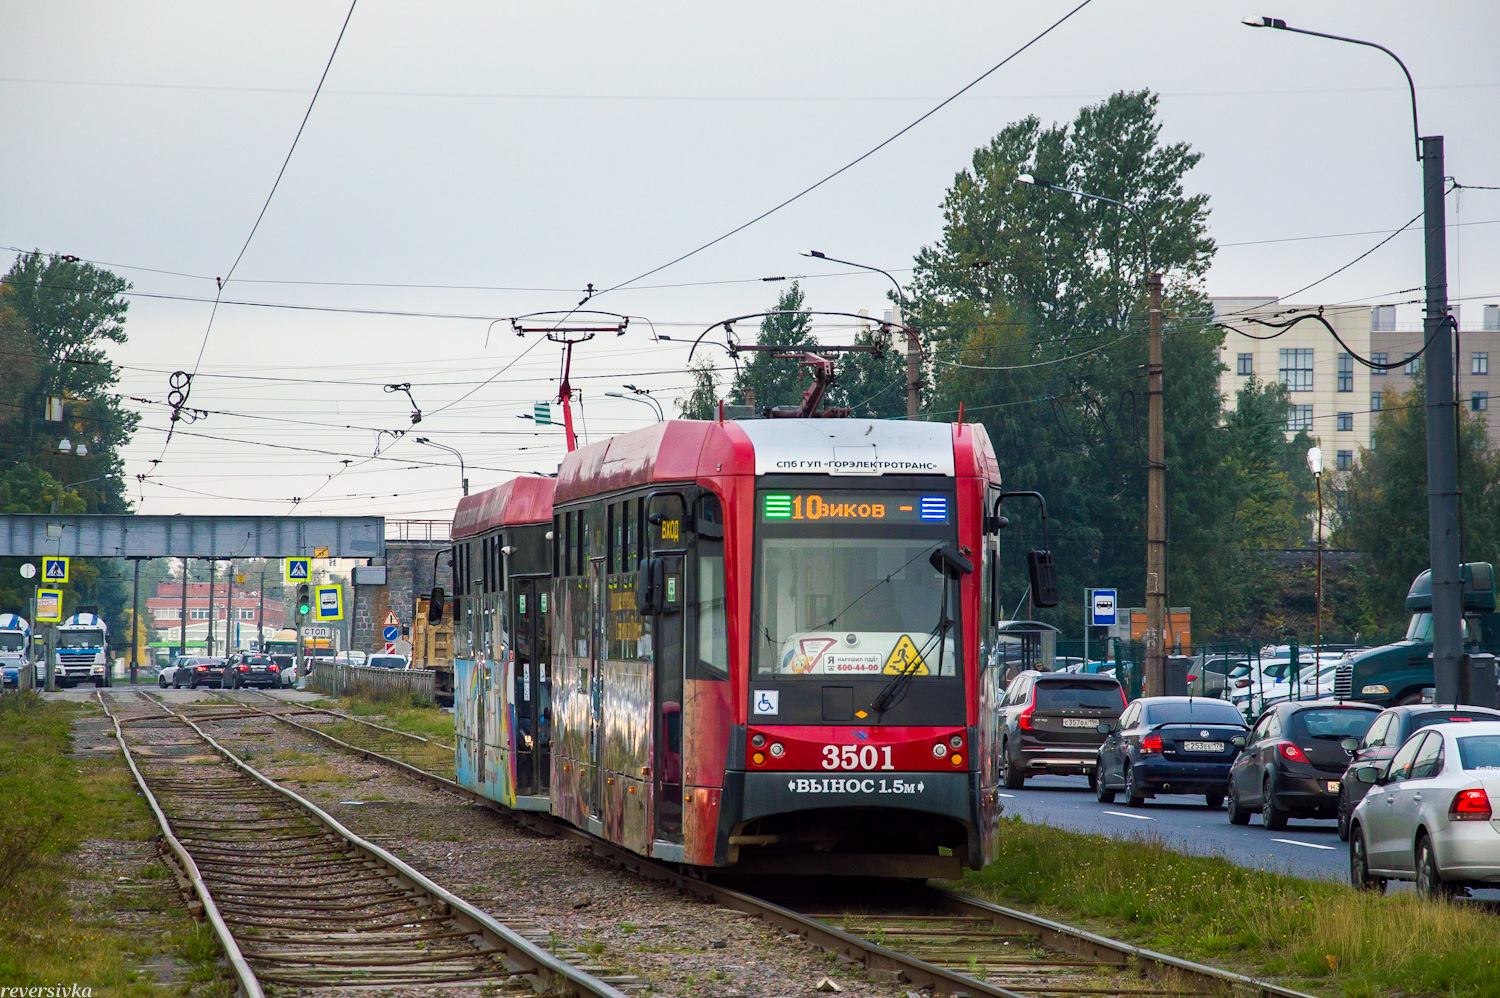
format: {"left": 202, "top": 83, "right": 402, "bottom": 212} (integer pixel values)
{"left": 509, "top": 311, "right": 630, "bottom": 453}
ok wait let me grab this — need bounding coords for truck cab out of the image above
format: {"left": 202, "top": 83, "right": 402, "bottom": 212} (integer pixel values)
{"left": 1335, "top": 562, "right": 1500, "bottom": 706}
{"left": 0, "top": 614, "right": 29, "bottom": 688}
{"left": 52, "top": 612, "right": 111, "bottom": 688}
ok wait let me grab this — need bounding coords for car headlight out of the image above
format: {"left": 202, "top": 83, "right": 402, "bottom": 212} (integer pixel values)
{"left": 1360, "top": 684, "right": 1390, "bottom": 695}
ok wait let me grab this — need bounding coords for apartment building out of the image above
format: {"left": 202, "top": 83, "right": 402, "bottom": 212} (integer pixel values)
{"left": 1215, "top": 299, "right": 1500, "bottom": 468}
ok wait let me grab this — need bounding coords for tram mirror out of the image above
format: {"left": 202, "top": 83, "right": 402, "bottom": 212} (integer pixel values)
{"left": 1027, "top": 550, "right": 1060, "bottom": 608}
{"left": 636, "top": 559, "right": 666, "bottom": 616}
{"left": 427, "top": 587, "right": 445, "bottom": 623}
{"left": 928, "top": 545, "right": 974, "bottom": 579}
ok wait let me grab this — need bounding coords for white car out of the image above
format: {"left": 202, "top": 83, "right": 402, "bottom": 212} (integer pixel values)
{"left": 1348, "top": 720, "right": 1500, "bottom": 898}
{"left": 366, "top": 654, "right": 410, "bottom": 670}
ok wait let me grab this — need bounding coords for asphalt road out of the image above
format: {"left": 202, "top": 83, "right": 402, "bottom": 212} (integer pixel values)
{"left": 999, "top": 773, "right": 1352, "bottom": 881}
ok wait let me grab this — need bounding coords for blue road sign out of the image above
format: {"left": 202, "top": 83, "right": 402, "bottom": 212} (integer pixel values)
{"left": 283, "top": 557, "right": 311, "bottom": 583}
{"left": 1090, "top": 589, "right": 1118, "bottom": 627}
{"left": 42, "top": 556, "right": 69, "bottom": 584}
{"left": 382, "top": 624, "right": 400, "bottom": 642}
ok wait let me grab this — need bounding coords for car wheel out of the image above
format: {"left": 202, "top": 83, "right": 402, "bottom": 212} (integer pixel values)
{"left": 1124, "top": 763, "right": 1146, "bottom": 807}
{"left": 1261, "top": 777, "right": 1289, "bottom": 830}
{"left": 1087, "top": 767, "right": 1098, "bottom": 791}
{"left": 1350, "top": 825, "right": 1386, "bottom": 893}
{"left": 1337, "top": 794, "right": 1351, "bottom": 842}
{"left": 1415, "top": 835, "right": 1453, "bottom": 901}
{"left": 1205, "top": 792, "right": 1224, "bottom": 809}
{"left": 158, "top": 675, "right": 168, "bottom": 689}
{"left": 1094, "top": 756, "right": 1116, "bottom": 803}
{"left": 1001, "top": 743, "right": 1025, "bottom": 790}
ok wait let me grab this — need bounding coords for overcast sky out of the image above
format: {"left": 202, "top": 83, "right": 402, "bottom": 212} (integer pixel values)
{"left": 4, "top": 1, "right": 1497, "bottom": 521}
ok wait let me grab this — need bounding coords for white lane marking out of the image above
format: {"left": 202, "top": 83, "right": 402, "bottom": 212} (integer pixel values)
{"left": 996, "top": 793, "right": 1017, "bottom": 798}
{"left": 1103, "top": 810, "right": 1155, "bottom": 821}
{"left": 1272, "top": 837, "right": 1337, "bottom": 851}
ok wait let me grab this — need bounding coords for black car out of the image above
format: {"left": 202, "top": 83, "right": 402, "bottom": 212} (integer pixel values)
{"left": 998, "top": 671, "right": 1126, "bottom": 789}
{"left": 1095, "top": 696, "right": 1249, "bottom": 808}
{"left": 1334, "top": 703, "right": 1500, "bottom": 840}
{"left": 174, "top": 656, "right": 227, "bottom": 689}
{"left": 1227, "top": 700, "right": 1380, "bottom": 829}
{"left": 223, "top": 652, "right": 282, "bottom": 689}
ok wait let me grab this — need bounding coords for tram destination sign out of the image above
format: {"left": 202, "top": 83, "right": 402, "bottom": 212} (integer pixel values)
{"left": 761, "top": 491, "right": 950, "bottom": 524}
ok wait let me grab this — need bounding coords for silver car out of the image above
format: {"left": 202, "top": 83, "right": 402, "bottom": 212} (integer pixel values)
{"left": 1348, "top": 720, "right": 1500, "bottom": 898}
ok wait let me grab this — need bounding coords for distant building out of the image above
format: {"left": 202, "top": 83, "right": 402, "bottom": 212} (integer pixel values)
{"left": 1214, "top": 298, "right": 1500, "bottom": 467}
{"left": 148, "top": 582, "right": 285, "bottom": 652}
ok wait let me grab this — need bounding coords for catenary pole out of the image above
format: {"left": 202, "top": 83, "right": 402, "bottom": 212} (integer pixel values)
{"left": 178, "top": 559, "right": 188, "bottom": 658}
{"left": 1145, "top": 272, "right": 1166, "bottom": 697}
{"left": 129, "top": 557, "right": 141, "bottom": 685}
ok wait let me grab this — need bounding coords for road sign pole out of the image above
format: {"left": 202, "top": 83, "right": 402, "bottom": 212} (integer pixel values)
{"left": 1084, "top": 588, "right": 1090, "bottom": 670}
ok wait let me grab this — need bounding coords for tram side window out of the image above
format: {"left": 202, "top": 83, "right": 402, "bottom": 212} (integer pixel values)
{"left": 695, "top": 497, "right": 729, "bottom": 679}
{"left": 625, "top": 498, "right": 638, "bottom": 569}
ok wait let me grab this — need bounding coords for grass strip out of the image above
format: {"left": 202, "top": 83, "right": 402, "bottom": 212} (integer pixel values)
{"left": 0, "top": 691, "right": 231, "bottom": 994}
{"left": 957, "top": 815, "right": 1500, "bottom": 998}
{"left": 320, "top": 689, "right": 457, "bottom": 743}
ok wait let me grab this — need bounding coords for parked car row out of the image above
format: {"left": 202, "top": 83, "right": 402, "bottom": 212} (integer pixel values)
{"left": 1001, "top": 669, "right": 1500, "bottom": 900}
{"left": 157, "top": 652, "right": 289, "bottom": 689}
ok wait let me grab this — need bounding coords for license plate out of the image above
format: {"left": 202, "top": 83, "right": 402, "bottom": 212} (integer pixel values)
{"left": 1062, "top": 718, "right": 1095, "bottom": 728}
{"left": 1182, "top": 741, "right": 1225, "bottom": 752}
{"left": 1327, "top": 781, "right": 1341, "bottom": 793}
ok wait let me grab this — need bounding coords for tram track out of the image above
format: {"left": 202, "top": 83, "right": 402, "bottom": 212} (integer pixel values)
{"left": 99, "top": 689, "right": 630, "bottom": 997}
{"left": 207, "top": 688, "right": 1319, "bottom": 998}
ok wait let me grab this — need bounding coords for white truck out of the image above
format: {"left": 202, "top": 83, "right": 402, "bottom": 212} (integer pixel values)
{"left": 0, "top": 613, "right": 29, "bottom": 688}
{"left": 52, "top": 612, "right": 110, "bottom": 688}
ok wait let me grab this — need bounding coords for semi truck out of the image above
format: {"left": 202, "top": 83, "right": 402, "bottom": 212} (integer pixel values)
{"left": 0, "top": 613, "right": 29, "bottom": 688}
{"left": 1334, "top": 562, "right": 1500, "bottom": 706}
{"left": 52, "top": 611, "right": 111, "bottom": 688}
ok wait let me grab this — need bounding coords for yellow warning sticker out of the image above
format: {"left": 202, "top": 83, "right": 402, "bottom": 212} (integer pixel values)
{"left": 882, "top": 634, "right": 928, "bottom": 675}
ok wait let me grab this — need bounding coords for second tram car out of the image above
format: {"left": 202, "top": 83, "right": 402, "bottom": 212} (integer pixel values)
{"left": 450, "top": 415, "right": 1015, "bottom": 877}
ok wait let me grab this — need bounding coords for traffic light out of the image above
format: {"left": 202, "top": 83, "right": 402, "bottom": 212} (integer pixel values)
{"left": 296, "top": 584, "right": 311, "bottom": 620}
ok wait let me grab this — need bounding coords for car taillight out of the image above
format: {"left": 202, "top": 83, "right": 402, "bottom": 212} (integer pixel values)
{"left": 195, "top": 666, "right": 207, "bottom": 672}
{"left": 1140, "top": 734, "right": 1163, "bottom": 755}
{"left": 269, "top": 665, "right": 279, "bottom": 672}
{"left": 1118, "top": 688, "right": 1128, "bottom": 710}
{"left": 1278, "top": 742, "right": 1309, "bottom": 763}
{"left": 1017, "top": 702, "right": 1035, "bottom": 730}
{"left": 1450, "top": 788, "right": 1492, "bottom": 821}
{"left": 238, "top": 665, "right": 249, "bottom": 671}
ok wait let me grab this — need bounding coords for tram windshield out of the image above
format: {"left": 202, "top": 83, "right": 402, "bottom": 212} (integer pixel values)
{"left": 752, "top": 489, "right": 961, "bottom": 678}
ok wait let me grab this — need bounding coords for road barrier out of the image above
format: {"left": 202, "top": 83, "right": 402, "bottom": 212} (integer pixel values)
{"left": 308, "top": 661, "right": 436, "bottom": 701}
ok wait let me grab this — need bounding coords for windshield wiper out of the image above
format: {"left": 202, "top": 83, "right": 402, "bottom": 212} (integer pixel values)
{"left": 872, "top": 546, "right": 972, "bottom": 715}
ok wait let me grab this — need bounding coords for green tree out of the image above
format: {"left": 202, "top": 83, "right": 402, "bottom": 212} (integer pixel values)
{"left": 1336, "top": 380, "right": 1500, "bottom": 625}
{"left": 677, "top": 358, "right": 720, "bottom": 420}
{"left": 912, "top": 91, "right": 1239, "bottom": 632}
{"left": 731, "top": 282, "right": 818, "bottom": 412}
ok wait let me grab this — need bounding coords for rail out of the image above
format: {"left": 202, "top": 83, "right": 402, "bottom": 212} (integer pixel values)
{"left": 102, "top": 690, "right": 627, "bottom": 997}
{"left": 223, "top": 690, "right": 1317, "bottom": 998}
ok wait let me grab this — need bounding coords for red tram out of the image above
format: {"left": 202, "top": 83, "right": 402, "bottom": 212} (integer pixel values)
{"left": 449, "top": 416, "right": 1017, "bottom": 877}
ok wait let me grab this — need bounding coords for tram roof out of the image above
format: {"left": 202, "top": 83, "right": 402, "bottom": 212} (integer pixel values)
{"left": 555, "top": 418, "right": 998, "bottom": 503}
{"left": 452, "top": 476, "right": 555, "bottom": 539}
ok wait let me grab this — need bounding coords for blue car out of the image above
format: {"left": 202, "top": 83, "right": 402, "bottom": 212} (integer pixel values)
{"left": 1094, "top": 697, "right": 1249, "bottom": 808}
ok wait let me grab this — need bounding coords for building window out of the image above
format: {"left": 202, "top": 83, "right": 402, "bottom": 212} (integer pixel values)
{"left": 1337, "top": 450, "right": 1354, "bottom": 471}
{"left": 1236, "top": 353, "right": 1253, "bottom": 376}
{"left": 155, "top": 608, "right": 180, "bottom": 621}
{"left": 239, "top": 609, "right": 255, "bottom": 620}
{"left": 1337, "top": 411, "right": 1354, "bottom": 432}
{"left": 190, "top": 609, "right": 208, "bottom": 620}
{"left": 1286, "top": 404, "right": 1313, "bottom": 432}
{"left": 1404, "top": 355, "right": 1420, "bottom": 376}
{"left": 1337, "top": 352, "right": 1354, "bottom": 392}
{"left": 1371, "top": 351, "right": 1387, "bottom": 375}
{"left": 1279, "top": 348, "right": 1314, "bottom": 392}
{"left": 1371, "top": 304, "right": 1396, "bottom": 331}
{"left": 1474, "top": 391, "right": 1490, "bottom": 412}
{"left": 1371, "top": 392, "right": 1384, "bottom": 412}
{"left": 1474, "top": 352, "right": 1489, "bottom": 376}
{"left": 1485, "top": 304, "right": 1500, "bottom": 331}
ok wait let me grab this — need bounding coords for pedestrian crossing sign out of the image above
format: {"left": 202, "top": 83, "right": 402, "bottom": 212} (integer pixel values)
{"left": 315, "top": 584, "right": 343, "bottom": 621}
{"left": 283, "top": 557, "right": 311, "bottom": 583}
{"left": 42, "top": 556, "right": 69, "bottom": 584}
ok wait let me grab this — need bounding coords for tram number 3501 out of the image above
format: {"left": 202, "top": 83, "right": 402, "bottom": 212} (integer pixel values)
{"left": 822, "top": 745, "right": 896, "bottom": 770}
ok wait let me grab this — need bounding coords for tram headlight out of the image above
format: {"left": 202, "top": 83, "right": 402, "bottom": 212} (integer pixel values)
{"left": 949, "top": 734, "right": 964, "bottom": 749}
{"left": 750, "top": 733, "right": 766, "bottom": 748}
{"left": 769, "top": 742, "right": 785, "bottom": 758}
{"left": 932, "top": 743, "right": 948, "bottom": 758}
{"left": 752, "top": 752, "right": 766, "bottom": 766}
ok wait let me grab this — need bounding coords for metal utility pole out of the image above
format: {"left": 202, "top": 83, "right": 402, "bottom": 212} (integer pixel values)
{"left": 1144, "top": 272, "right": 1167, "bottom": 697}
{"left": 129, "top": 557, "right": 141, "bottom": 685}
{"left": 225, "top": 560, "right": 235, "bottom": 653}
{"left": 178, "top": 558, "right": 188, "bottom": 658}
{"left": 1244, "top": 16, "right": 1464, "bottom": 703}
{"left": 206, "top": 559, "right": 217, "bottom": 657}
{"left": 258, "top": 568, "right": 266, "bottom": 651}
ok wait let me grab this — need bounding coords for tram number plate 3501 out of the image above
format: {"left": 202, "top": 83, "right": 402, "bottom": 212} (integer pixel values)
{"left": 822, "top": 744, "right": 896, "bottom": 770}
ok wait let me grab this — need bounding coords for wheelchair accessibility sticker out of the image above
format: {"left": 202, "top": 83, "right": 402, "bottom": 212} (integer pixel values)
{"left": 752, "top": 689, "right": 779, "bottom": 716}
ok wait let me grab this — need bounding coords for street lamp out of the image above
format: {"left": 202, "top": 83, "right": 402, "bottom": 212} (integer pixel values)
{"left": 1307, "top": 446, "right": 1324, "bottom": 667}
{"left": 414, "top": 437, "right": 468, "bottom": 496}
{"left": 1244, "top": 14, "right": 1463, "bottom": 704}
{"left": 605, "top": 391, "right": 663, "bottom": 422}
{"left": 49, "top": 474, "right": 113, "bottom": 514}
{"left": 1017, "top": 173, "right": 1168, "bottom": 698}
{"left": 799, "top": 249, "right": 922, "bottom": 420}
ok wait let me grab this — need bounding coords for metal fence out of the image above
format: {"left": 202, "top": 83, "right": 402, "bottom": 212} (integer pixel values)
{"left": 307, "top": 662, "right": 436, "bottom": 701}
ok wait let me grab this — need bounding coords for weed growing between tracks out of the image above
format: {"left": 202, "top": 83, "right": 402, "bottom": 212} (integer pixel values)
{"left": 0, "top": 693, "right": 231, "bottom": 994}
{"left": 958, "top": 815, "right": 1500, "bottom": 998}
